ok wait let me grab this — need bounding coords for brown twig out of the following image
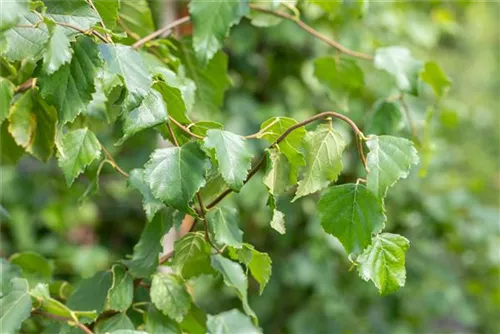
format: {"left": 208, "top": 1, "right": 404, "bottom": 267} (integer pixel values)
{"left": 133, "top": 16, "right": 191, "bottom": 49}
{"left": 101, "top": 145, "right": 129, "bottom": 178}
{"left": 55, "top": 21, "right": 108, "bottom": 43}
{"left": 207, "top": 111, "right": 367, "bottom": 209}
{"left": 14, "top": 78, "right": 34, "bottom": 94}
{"left": 32, "top": 310, "right": 94, "bottom": 334}
{"left": 159, "top": 250, "right": 174, "bottom": 264}
{"left": 169, "top": 116, "right": 204, "bottom": 140}
{"left": 249, "top": 4, "right": 373, "bottom": 61}
{"left": 166, "top": 122, "right": 180, "bottom": 146}
{"left": 86, "top": 0, "right": 112, "bottom": 42}
{"left": 196, "top": 193, "right": 222, "bottom": 253}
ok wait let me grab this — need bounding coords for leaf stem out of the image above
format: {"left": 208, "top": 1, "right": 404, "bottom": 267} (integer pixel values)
{"left": 196, "top": 193, "right": 222, "bottom": 253}
{"left": 132, "top": 16, "right": 191, "bottom": 49}
{"left": 101, "top": 145, "right": 129, "bottom": 178}
{"left": 31, "top": 310, "right": 94, "bottom": 334}
{"left": 249, "top": 4, "right": 373, "bottom": 61}
{"left": 86, "top": 0, "right": 112, "bottom": 42}
{"left": 166, "top": 121, "right": 180, "bottom": 146}
{"left": 169, "top": 116, "right": 204, "bottom": 140}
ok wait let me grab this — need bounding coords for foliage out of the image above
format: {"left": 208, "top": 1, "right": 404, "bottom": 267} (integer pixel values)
{"left": 1, "top": 1, "right": 498, "bottom": 333}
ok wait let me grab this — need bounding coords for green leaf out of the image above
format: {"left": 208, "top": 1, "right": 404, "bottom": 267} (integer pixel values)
{"left": 8, "top": 91, "right": 57, "bottom": 162}
{"left": 0, "top": 121, "right": 24, "bottom": 165}
{"left": 118, "top": 0, "right": 155, "bottom": 38}
{"left": 191, "top": 121, "right": 224, "bottom": 137}
{"left": 173, "top": 232, "right": 213, "bottom": 279}
{"left": 203, "top": 129, "right": 253, "bottom": 192}
{"left": 128, "top": 168, "right": 165, "bottom": 222}
{"left": 314, "top": 56, "right": 364, "bottom": 92}
{"left": 0, "top": 259, "right": 20, "bottom": 297}
{"left": 357, "top": 233, "right": 410, "bottom": 295}
{"left": 365, "top": 100, "right": 404, "bottom": 135}
{"left": 206, "top": 309, "right": 262, "bottom": 334}
{"left": 144, "top": 142, "right": 208, "bottom": 214}
{"left": 180, "top": 305, "right": 207, "bottom": 334}
{"left": 264, "top": 148, "right": 292, "bottom": 197}
{"left": 124, "top": 211, "right": 173, "bottom": 278}
{"left": 94, "top": 313, "right": 135, "bottom": 334}
{"left": 42, "top": 23, "right": 72, "bottom": 75}
{"left": 229, "top": 244, "right": 272, "bottom": 295}
{"left": 207, "top": 207, "right": 243, "bottom": 249}
{"left": 44, "top": 0, "right": 101, "bottom": 30}
{"left": 374, "top": 46, "right": 423, "bottom": 96}
{"left": 66, "top": 271, "right": 113, "bottom": 318}
{"left": 118, "top": 88, "right": 168, "bottom": 145}
{"left": 0, "top": 278, "right": 32, "bottom": 334}
{"left": 178, "top": 41, "right": 231, "bottom": 116}
{"left": 9, "top": 251, "right": 53, "bottom": 287}
{"left": 210, "top": 254, "right": 256, "bottom": 322}
{"left": 106, "top": 265, "right": 133, "bottom": 312}
{"left": 189, "top": 0, "right": 249, "bottom": 65}
{"left": 38, "top": 36, "right": 102, "bottom": 124}
{"left": 259, "top": 117, "right": 306, "bottom": 182}
{"left": 293, "top": 124, "right": 345, "bottom": 200}
{"left": 93, "top": 0, "right": 120, "bottom": 29}
{"left": 57, "top": 128, "right": 102, "bottom": 186}
{"left": 150, "top": 274, "right": 191, "bottom": 323}
{"left": 420, "top": 61, "right": 452, "bottom": 98}
{"left": 154, "top": 81, "right": 189, "bottom": 124}
{"left": 0, "top": 0, "right": 29, "bottom": 31}
{"left": 0, "top": 77, "right": 14, "bottom": 124}
{"left": 99, "top": 44, "right": 152, "bottom": 111}
{"left": 366, "top": 135, "right": 419, "bottom": 199}
{"left": 109, "top": 331, "right": 148, "bottom": 334}
{"left": 2, "top": 14, "right": 49, "bottom": 62}
{"left": 317, "top": 183, "right": 386, "bottom": 254}
{"left": 270, "top": 209, "right": 286, "bottom": 235}
{"left": 146, "top": 305, "right": 182, "bottom": 334}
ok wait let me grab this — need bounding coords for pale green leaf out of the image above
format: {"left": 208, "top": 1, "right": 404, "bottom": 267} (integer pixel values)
{"left": 420, "top": 61, "right": 452, "bottom": 97}
{"left": 0, "top": 0, "right": 29, "bottom": 31}
{"left": 270, "top": 209, "right": 286, "bottom": 235}
{"left": 203, "top": 129, "right": 253, "bottom": 191}
{"left": 57, "top": 128, "right": 102, "bottom": 186}
{"left": 106, "top": 265, "right": 133, "bottom": 312}
{"left": 124, "top": 211, "right": 173, "bottom": 278}
{"left": 173, "top": 232, "right": 213, "bottom": 279}
{"left": 210, "top": 254, "right": 256, "bottom": 322}
{"left": 178, "top": 41, "right": 231, "bottom": 116}
{"left": 229, "top": 244, "right": 272, "bottom": 295}
{"left": 154, "top": 81, "right": 189, "bottom": 124}
{"left": 206, "top": 309, "right": 262, "bottom": 334}
{"left": 2, "top": 14, "right": 49, "bottom": 62}
{"left": 0, "top": 259, "right": 20, "bottom": 297}
{"left": 264, "top": 148, "right": 291, "bottom": 197}
{"left": 366, "top": 135, "right": 419, "bottom": 199}
{"left": 374, "top": 46, "right": 423, "bottom": 95}
{"left": 39, "top": 36, "right": 102, "bottom": 124}
{"left": 9, "top": 251, "right": 53, "bottom": 287}
{"left": 318, "top": 183, "right": 386, "bottom": 254}
{"left": 189, "top": 0, "right": 249, "bottom": 65}
{"left": 259, "top": 117, "right": 306, "bottom": 182}
{"left": 128, "top": 168, "right": 165, "bottom": 222}
{"left": 207, "top": 207, "right": 243, "bottom": 249}
{"left": 314, "top": 56, "right": 364, "bottom": 92}
{"left": 67, "top": 271, "right": 113, "bottom": 319}
{"left": 118, "top": 0, "right": 155, "bottom": 38}
{"left": 0, "top": 77, "right": 14, "bottom": 124}
{"left": 99, "top": 44, "right": 152, "bottom": 111}
{"left": 294, "top": 124, "right": 345, "bottom": 200}
{"left": 94, "top": 313, "right": 135, "bottom": 334}
{"left": 7, "top": 91, "right": 57, "bottom": 162}
{"left": 357, "top": 233, "right": 410, "bottom": 295}
{"left": 150, "top": 274, "right": 191, "bottom": 323}
{"left": 44, "top": 0, "right": 101, "bottom": 31}
{"left": 0, "top": 278, "right": 31, "bottom": 334}
{"left": 94, "top": 0, "right": 120, "bottom": 29}
{"left": 43, "top": 24, "right": 72, "bottom": 75}
{"left": 118, "top": 88, "right": 168, "bottom": 145}
{"left": 365, "top": 100, "right": 404, "bottom": 135}
{"left": 144, "top": 142, "right": 208, "bottom": 214}
{"left": 146, "top": 305, "right": 182, "bottom": 334}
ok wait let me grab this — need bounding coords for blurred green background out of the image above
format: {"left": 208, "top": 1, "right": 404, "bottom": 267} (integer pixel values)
{"left": 1, "top": 1, "right": 499, "bottom": 333}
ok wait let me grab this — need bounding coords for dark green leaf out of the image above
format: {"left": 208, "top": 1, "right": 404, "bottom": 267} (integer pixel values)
{"left": 146, "top": 305, "right": 182, "bottom": 334}
{"left": 106, "top": 265, "right": 133, "bottom": 312}
{"left": 128, "top": 168, "right": 165, "bottom": 222}
{"left": 44, "top": 0, "right": 101, "bottom": 30}
{"left": 144, "top": 142, "right": 208, "bottom": 214}
{"left": 150, "top": 273, "right": 191, "bottom": 323}
{"left": 57, "top": 128, "right": 102, "bottom": 186}
{"left": 118, "top": 0, "right": 155, "bottom": 38}
{"left": 420, "top": 61, "right": 452, "bottom": 97}
{"left": 207, "top": 207, "right": 243, "bottom": 249}
{"left": 206, "top": 309, "right": 262, "bottom": 334}
{"left": 0, "top": 278, "right": 32, "bottom": 334}
{"left": 9, "top": 251, "right": 53, "bottom": 286}
{"left": 314, "top": 56, "right": 364, "bottom": 92}
{"left": 39, "top": 36, "right": 102, "bottom": 124}
{"left": 66, "top": 271, "right": 113, "bottom": 319}
{"left": 173, "top": 232, "right": 214, "bottom": 279}
{"left": 0, "top": 121, "right": 24, "bottom": 165}
{"left": 94, "top": 0, "right": 120, "bottom": 29}
{"left": 154, "top": 81, "right": 189, "bottom": 124}
{"left": 318, "top": 183, "right": 386, "bottom": 254}
{"left": 0, "top": 77, "right": 14, "bottom": 124}
{"left": 357, "top": 233, "right": 410, "bottom": 295}
{"left": 189, "top": 0, "right": 249, "bottom": 65}
{"left": 94, "top": 313, "right": 135, "bottom": 334}
{"left": 365, "top": 100, "right": 404, "bottom": 135}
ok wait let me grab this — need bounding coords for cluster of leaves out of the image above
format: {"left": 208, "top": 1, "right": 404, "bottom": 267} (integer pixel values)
{"left": 0, "top": 0, "right": 460, "bottom": 333}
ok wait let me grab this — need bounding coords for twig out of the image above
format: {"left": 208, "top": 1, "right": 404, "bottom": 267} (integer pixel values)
{"left": 101, "top": 145, "right": 129, "bottom": 178}
{"left": 169, "top": 116, "right": 204, "bottom": 140}
{"left": 117, "top": 17, "right": 141, "bottom": 41}
{"left": 133, "top": 16, "right": 191, "bottom": 49}
{"left": 166, "top": 122, "right": 180, "bottom": 146}
{"left": 159, "top": 250, "right": 174, "bottom": 264}
{"left": 32, "top": 310, "right": 94, "bottom": 334}
{"left": 249, "top": 4, "right": 373, "bottom": 61}
{"left": 196, "top": 193, "right": 222, "bottom": 253}
{"left": 55, "top": 21, "right": 108, "bottom": 43}
{"left": 207, "top": 111, "right": 367, "bottom": 209}
{"left": 14, "top": 78, "right": 34, "bottom": 94}
{"left": 86, "top": 0, "right": 112, "bottom": 42}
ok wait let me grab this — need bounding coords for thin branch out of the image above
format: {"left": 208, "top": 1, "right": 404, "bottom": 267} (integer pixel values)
{"left": 55, "top": 21, "right": 108, "bottom": 43}
{"left": 117, "top": 17, "right": 141, "bottom": 41}
{"left": 159, "top": 250, "right": 174, "bottom": 264}
{"left": 197, "top": 192, "right": 222, "bottom": 253}
{"left": 249, "top": 4, "right": 373, "bottom": 61}
{"left": 133, "top": 16, "right": 191, "bottom": 49}
{"left": 207, "top": 111, "right": 367, "bottom": 209}
{"left": 101, "top": 145, "right": 130, "bottom": 178}
{"left": 14, "top": 78, "right": 34, "bottom": 94}
{"left": 166, "top": 121, "right": 180, "bottom": 146}
{"left": 169, "top": 116, "right": 204, "bottom": 140}
{"left": 32, "top": 310, "right": 94, "bottom": 334}
{"left": 86, "top": 0, "right": 111, "bottom": 42}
